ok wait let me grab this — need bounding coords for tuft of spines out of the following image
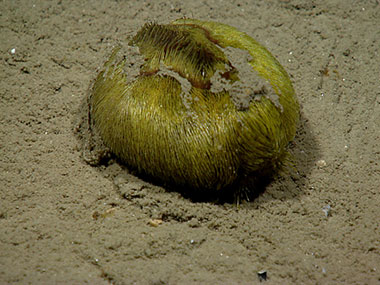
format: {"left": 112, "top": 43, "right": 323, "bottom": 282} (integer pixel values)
{"left": 130, "top": 22, "right": 231, "bottom": 89}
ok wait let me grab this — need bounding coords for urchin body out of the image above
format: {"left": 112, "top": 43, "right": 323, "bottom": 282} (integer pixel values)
{"left": 90, "top": 19, "right": 299, "bottom": 195}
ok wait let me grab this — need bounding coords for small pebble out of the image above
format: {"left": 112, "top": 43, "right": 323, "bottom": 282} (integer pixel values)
{"left": 316, "top": 159, "right": 327, "bottom": 168}
{"left": 148, "top": 219, "right": 163, "bottom": 227}
{"left": 257, "top": 270, "right": 267, "bottom": 282}
{"left": 322, "top": 205, "right": 331, "bottom": 217}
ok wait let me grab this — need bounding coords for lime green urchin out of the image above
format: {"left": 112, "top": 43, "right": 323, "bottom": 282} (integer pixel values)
{"left": 90, "top": 19, "right": 299, "bottom": 199}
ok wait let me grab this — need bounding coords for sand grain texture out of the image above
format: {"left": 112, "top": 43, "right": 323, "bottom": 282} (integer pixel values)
{"left": 1, "top": 1, "right": 379, "bottom": 284}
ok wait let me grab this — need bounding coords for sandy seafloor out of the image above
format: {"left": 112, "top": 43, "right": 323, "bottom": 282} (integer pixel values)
{"left": 1, "top": 0, "right": 379, "bottom": 284}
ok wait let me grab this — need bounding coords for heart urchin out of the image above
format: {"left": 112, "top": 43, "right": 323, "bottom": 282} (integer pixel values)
{"left": 89, "top": 18, "right": 299, "bottom": 200}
